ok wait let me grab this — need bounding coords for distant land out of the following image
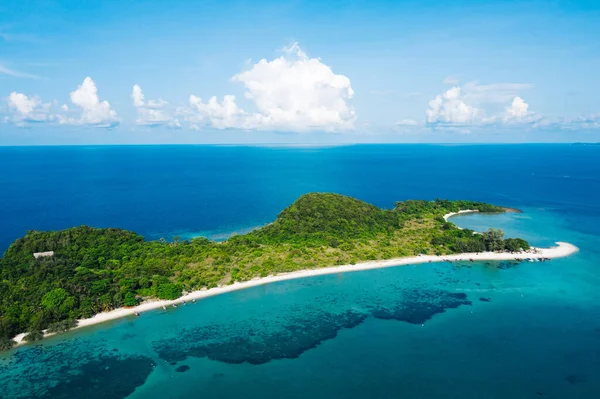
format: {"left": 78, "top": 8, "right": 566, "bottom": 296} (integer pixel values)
{"left": 1, "top": 193, "right": 574, "bottom": 350}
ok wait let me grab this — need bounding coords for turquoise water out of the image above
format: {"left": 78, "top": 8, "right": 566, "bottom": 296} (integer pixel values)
{"left": 0, "top": 145, "right": 599, "bottom": 398}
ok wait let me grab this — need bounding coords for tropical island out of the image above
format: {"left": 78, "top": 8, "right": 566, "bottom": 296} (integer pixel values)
{"left": 0, "top": 193, "right": 577, "bottom": 350}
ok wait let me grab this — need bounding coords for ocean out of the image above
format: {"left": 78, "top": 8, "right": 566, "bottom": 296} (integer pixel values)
{"left": 0, "top": 144, "right": 599, "bottom": 398}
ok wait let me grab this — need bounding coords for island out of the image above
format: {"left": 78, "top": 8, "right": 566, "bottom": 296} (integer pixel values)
{"left": 0, "top": 193, "right": 578, "bottom": 350}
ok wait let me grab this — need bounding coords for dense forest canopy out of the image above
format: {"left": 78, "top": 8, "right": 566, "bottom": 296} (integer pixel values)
{"left": 0, "top": 193, "right": 529, "bottom": 349}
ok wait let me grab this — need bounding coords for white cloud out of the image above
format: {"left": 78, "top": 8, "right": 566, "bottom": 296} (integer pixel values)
{"left": 427, "top": 86, "right": 484, "bottom": 125}
{"left": 137, "top": 107, "right": 175, "bottom": 127}
{"left": 506, "top": 96, "right": 529, "bottom": 118}
{"left": 184, "top": 42, "right": 355, "bottom": 132}
{"left": 131, "top": 84, "right": 179, "bottom": 128}
{"left": 132, "top": 84, "right": 144, "bottom": 107}
{"left": 187, "top": 94, "right": 246, "bottom": 129}
{"left": 503, "top": 96, "right": 539, "bottom": 124}
{"left": 426, "top": 82, "right": 536, "bottom": 127}
{"left": 5, "top": 92, "right": 54, "bottom": 125}
{"left": 9, "top": 92, "right": 39, "bottom": 115}
{"left": 59, "top": 77, "right": 118, "bottom": 127}
{"left": 534, "top": 114, "right": 600, "bottom": 131}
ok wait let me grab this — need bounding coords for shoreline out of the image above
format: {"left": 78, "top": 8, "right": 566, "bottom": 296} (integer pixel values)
{"left": 443, "top": 209, "right": 478, "bottom": 221}
{"left": 11, "top": 240, "right": 579, "bottom": 347}
{"left": 443, "top": 207, "right": 522, "bottom": 223}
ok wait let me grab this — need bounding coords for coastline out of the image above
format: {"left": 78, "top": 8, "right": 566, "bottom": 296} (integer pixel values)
{"left": 11, "top": 240, "right": 579, "bottom": 347}
{"left": 443, "top": 207, "right": 522, "bottom": 223}
{"left": 443, "top": 209, "right": 478, "bottom": 221}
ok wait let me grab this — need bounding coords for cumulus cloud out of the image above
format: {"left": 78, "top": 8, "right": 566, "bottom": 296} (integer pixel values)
{"left": 503, "top": 96, "right": 541, "bottom": 125}
{"left": 131, "top": 84, "right": 179, "bottom": 128}
{"left": 183, "top": 42, "right": 355, "bottom": 132}
{"left": 187, "top": 94, "right": 246, "bottom": 130}
{"left": 59, "top": 77, "right": 118, "bottom": 127}
{"left": 427, "top": 86, "right": 484, "bottom": 125}
{"left": 132, "top": 84, "right": 144, "bottom": 107}
{"left": 5, "top": 92, "right": 54, "bottom": 125}
{"left": 506, "top": 96, "right": 529, "bottom": 118}
{"left": 426, "top": 82, "right": 538, "bottom": 127}
{"left": 9, "top": 92, "right": 40, "bottom": 115}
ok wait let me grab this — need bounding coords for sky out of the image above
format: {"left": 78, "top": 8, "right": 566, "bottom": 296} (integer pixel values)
{"left": 1, "top": 0, "right": 600, "bottom": 145}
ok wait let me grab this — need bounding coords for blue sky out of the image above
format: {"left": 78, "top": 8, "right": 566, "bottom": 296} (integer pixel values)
{"left": 1, "top": 0, "right": 600, "bottom": 144}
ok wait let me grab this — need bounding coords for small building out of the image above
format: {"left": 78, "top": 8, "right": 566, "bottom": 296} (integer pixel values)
{"left": 33, "top": 251, "right": 54, "bottom": 259}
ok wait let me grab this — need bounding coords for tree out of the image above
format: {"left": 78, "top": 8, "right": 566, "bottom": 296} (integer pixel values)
{"left": 0, "top": 338, "right": 15, "bottom": 351}
{"left": 46, "top": 319, "right": 78, "bottom": 334}
{"left": 504, "top": 238, "right": 530, "bottom": 252}
{"left": 123, "top": 292, "right": 138, "bottom": 307}
{"left": 41, "top": 288, "right": 69, "bottom": 311}
{"left": 23, "top": 330, "right": 44, "bottom": 342}
{"left": 157, "top": 283, "right": 182, "bottom": 300}
{"left": 482, "top": 229, "right": 505, "bottom": 251}
{"left": 41, "top": 288, "right": 76, "bottom": 318}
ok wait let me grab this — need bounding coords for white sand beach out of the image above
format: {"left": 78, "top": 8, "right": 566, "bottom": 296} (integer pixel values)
{"left": 12, "top": 239, "right": 578, "bottom": 346}
{"left": 443, "top": 209, "right": 478, "bottom": 221}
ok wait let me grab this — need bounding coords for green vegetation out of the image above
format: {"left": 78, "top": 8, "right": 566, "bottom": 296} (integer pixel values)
{"left": 0, "top": 193, "right": 529, "bottom": 346}
{"left": 23, "top": 330, "right": 44, "bottom": 342}
{"left": 46, "top": 319, "right": 78, "bottom": 334}
{"left": 0, "top": 338, "right": 15, "bottom": 351}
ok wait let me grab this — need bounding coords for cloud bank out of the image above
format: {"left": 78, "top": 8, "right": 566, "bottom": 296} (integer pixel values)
{"left": 2, "top": 44, "right": 599, "bottom": 135}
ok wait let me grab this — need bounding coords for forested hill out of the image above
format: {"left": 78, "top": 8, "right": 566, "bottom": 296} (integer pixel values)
{"left": 0, "top": 193, "right": 529, "bottom": 349}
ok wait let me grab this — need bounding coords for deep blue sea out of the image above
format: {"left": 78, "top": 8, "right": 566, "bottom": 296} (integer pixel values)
{"left": 1, "top": 144, "right": 599, "bottom": 398}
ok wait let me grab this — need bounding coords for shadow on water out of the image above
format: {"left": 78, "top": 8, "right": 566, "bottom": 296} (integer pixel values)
{"left": 151, "top": 287, "right": 471, "bottom": 365}
{"left": 0, "top": 341, "right": 155, "bottom": 399}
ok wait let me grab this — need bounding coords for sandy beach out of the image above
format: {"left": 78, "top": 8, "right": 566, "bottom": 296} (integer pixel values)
{"left": 12, "top": 238, "right": 579, "bottom": 346}
{"left": 443, "top": 209, "right": 478, "bottom": 221}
